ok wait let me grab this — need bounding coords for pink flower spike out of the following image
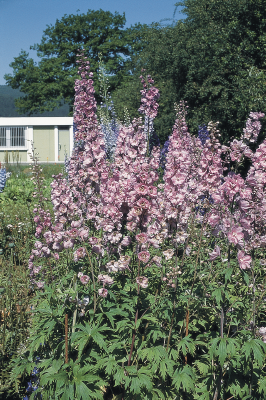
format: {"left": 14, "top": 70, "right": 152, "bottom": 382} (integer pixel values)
{"left": 138, "top": 251, "right": 150, "bottom": 263}
{"left": 80, "top": 275, "right": 90, "bottom": 285}
{"left": 237, "top": 251, "right": 252, "bottom": 270}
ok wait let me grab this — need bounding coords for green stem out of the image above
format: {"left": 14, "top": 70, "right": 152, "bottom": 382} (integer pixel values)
{"left": 85, "top": 248, "right": 97, "bottom": 313}
{"left": 72, "top": 274, "right": 78, "bottom": 334}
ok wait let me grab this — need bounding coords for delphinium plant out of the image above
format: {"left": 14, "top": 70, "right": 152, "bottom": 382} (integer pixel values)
{"left": 0, "top": 167, "right": 6, "bottom": 192}
{"left": 8, "top": 52, "right": 266, "bottom": 400}
{"left": 98, "top": 57, "right": 120, "bottom": 161}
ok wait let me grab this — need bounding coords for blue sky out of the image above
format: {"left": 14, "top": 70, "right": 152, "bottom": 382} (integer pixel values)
{"left": 0, "top": 0, "right": 184, "bottom": 85}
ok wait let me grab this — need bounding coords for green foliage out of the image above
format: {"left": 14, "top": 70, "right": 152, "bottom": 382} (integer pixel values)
{"left": 121, "top": 0, "right": 266, "bottom": 143}
{"left": 4, "top": 10, "right": 144, "bottom": 115}
{"left": 0, "top": 85, "right": 69, "bottom": 117}
{"left": 5, "top": 223, "right": 266, "bottom": 399}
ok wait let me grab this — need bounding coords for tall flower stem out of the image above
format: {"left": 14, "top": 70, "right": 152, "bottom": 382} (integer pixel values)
{"left": 72, "top": 274, "right": 78, "bottom": 334}
{"left": 85, "top": 248, "right": 96, "bottom": 313}
{"left": 65, "top": 314, "right": 69, "bottom": 364}
{"left": 128, "top": 260, "right": 140, "bottom": 367}
{"left": 127, "top": 308, "right": 139, "bottom": 367}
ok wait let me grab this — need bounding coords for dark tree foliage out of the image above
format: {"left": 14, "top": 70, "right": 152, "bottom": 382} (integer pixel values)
{"left": 176, "top": 0, "right": 266, "bottom": 142}
{"left": 4, "top": 9, "right": 143, "bottom": 115}
{"left": 119, "top": 0, "right": 266, "bottom": 144}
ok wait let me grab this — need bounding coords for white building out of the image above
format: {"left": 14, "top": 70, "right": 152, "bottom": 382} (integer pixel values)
{"left": 0, "top": 117, "right": 73, "bottom": 163}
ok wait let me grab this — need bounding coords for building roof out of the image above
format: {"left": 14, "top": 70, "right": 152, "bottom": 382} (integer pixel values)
{"left": 0, "top": 85, "right": 70, "bottom": 117}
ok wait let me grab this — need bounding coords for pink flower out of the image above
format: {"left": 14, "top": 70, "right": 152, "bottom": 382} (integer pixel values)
{"left": 89, "top": 237, "right": 98, "bottom": 245}
{"left": 136, "top": 276, "right": 149, "bottom": 288}
{"left": 64, "top": 239, "right": 75, "bottom": 249}
{"left": 227, "top": 226, "right": 244, "bottom": 245}
{"left": 120, "top": 236, "right": 132, "bottom": 246}
{"left": 237, "top": 251, "right": 252, "bottom": 270}
{"left": 79, "top": 228, "right": 89, "bottom": 240}
{"left": 138, "top": 251, "right": 150, "bottom": 263}
{"left": 98, "top": 274, "right": 114, "bottom": 286}
{"left": 137, "top": 198, "right": 150, "bottom": 209}
{"left": 92, "top": 245, "right": 103, "bottom": 255}
{"left": 80, "top": 274, "right": 90, "bottom": 285}
{"left": 98, "top": 288, "right": 108, "bottom": 297}
{"left": 136, "top": 183, "right": 148, "bottom": 195}
{"left": 209, "top": 245, "right": 221, "bottom": 261}
{"left": 162, "top": 249, "right": 175, "bottom": 260}
{"left": 208, "top": 214, "right": 221, "bottom": 227}
{"left": 71, "top": 219, "right": 82, "bottom": 228}
{"left": 73, "top": 247, "right": 86, "bottom": 262}
{"left": 33, "top": 266, "right": 42, "bottom": 274}
{"left": 136, "top": 233, "right": 148, "bottom": 244}
{"left": 36, "top": 281, "right": 45, "bottom": 289}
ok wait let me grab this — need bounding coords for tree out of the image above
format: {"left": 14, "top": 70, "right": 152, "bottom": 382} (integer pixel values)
{"left": 4, "top": 9, "right": 143, "bottom": 115}
{"left": 127, "top": 0, "right": 266, "bottom": 143}
{"left": 175, "top": 0, "right": 266, "bottom": 142}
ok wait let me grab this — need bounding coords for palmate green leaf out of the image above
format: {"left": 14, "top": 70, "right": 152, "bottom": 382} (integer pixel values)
{"left": 75, "top": 371, "right": 105, "bottom": 387}
{"left": 228, "top": 381, "right": 249, "bottom": 398}
{"left": 177, "top": 335, "right": 196, "bottom": 356}
{"left": 54, "top": 383, "right": 74, "bottom": 400}
{"left": 172, "top": 365, "right": 195, "bottom": 393}
{"left": 159, "top": 358, "right": 175, "bottom": 380}
{"left": 225, "top": 267, "right": 233, "bottom": 283}
{"left": 193, "top": 360, "right": 210, "bottom": 376}
{"left": 72, "top": 322, "right": 109, "bottom": 357}
{"left": 168, "top": 348, "right": 179, "bottom": 361}
{"left": 217, "top": 338, "right": 227, "bottom": 366}
{"left": 210, "top": 337, "right": 239, "bottom": 366}
{"left": 113, "top": 365, "right": 126, "bottom": 387}
{"left": 104, "top": 357, "right": 119, "bottom": 375}
{"left": 104, "top": 311, "right": 115, "bottom": 328}
{"left": 40, "top": 370, "right": 69, "bottom": 387}
{"left": 258, "top": 376, "right": 266, "bottom": 396}
{"left": 75, "top": 381, "right": 99, "bottom": 400}
{"left": 241, "top": 339, "right": 266, "bottom": 367}
{"left": 149, "top": 387, "right": 166, "bottom": 400}
{"left": 139, "top": 345, "right": 167, "bottom": 365}
{"left": 60, "top": 385, "right": 76, "bottom": 400}
{"left": 212, "top": 288, "right": 223, "bottom": 306}
{"left": 194, "top": 388, "right": 211, "bottom": 400}
{"left": 30, "top": 334, "right": 47, "bottom": 352}
{"left": 124, "top": 366, "right": 153, "bottom": 395}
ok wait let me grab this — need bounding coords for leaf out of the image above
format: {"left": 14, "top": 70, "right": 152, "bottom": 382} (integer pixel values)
{"left": 217, "top": 338, "right": 227, "bottom": 366}
{"left": 194, "top": 360, "right": 210, "bottom": 376}
{"left": 225, "top": 267, "right": 233, "bottom": 283}
{"left": 177, "top": 335, "right": 195, "bottom": 357}
{"left": 212, "top": 288, "right": 222, "bottom": 306}
{"left": 172, "top": 365, "right": 195, "bottom": 393}
{"left": 243, "top": 272, "right": 249, "bottom": 286}
{"left": 241, "top": 339, "right": 266, "bottom": 367}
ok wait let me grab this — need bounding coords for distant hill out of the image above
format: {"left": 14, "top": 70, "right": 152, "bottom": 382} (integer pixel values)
{"left": 0, "top": 85, "right": 70, "bottom": 117}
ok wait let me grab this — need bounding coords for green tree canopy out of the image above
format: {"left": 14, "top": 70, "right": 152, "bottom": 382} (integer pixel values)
{"left": 4, "top": 9, "right": 144, "bottom": 115}
{"left": 117, "top": 0, "right": 266, "bottom": 143}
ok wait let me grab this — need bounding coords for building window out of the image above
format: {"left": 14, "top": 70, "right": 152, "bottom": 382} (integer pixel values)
{"left": 0, "top": 127, "right": 6, "bottom": 146}
{"left": 0, "top": 127, "right": 26, "bottom": 147}
{"left": 10, "top": 127, "right": 25, "bottom": 146}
